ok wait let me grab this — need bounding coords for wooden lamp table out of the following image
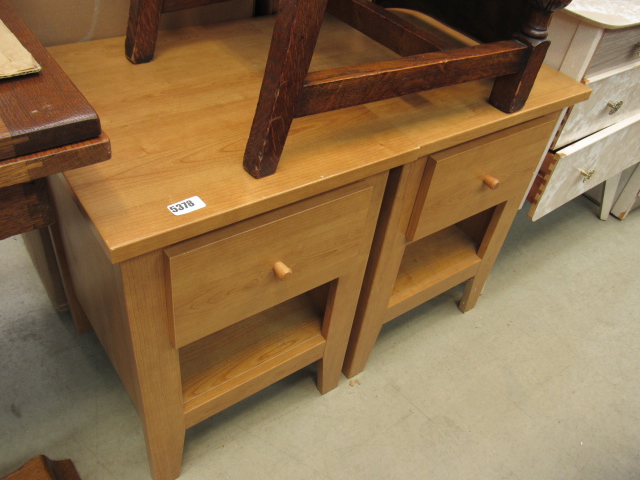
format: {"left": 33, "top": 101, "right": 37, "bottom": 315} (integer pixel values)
{"left": 46, "top": 15, "right": 589, "bottom": 480}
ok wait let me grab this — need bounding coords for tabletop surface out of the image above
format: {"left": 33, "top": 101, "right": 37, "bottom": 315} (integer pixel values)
{"left": 49, "top": 14, "right": 590, "bottom": 264}
{"left": 0, "top": 0, "right": 101, "bottom": 163}
{"left": 565, "top": 0, "right": 640, "bottom": 28}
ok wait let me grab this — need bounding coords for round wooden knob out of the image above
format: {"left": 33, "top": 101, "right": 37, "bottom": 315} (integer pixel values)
{"left": 273, "top": 261, "right": 292, "bottom": 280}
{"left": 483, "top": 175, "right": 500, "bottom": 190}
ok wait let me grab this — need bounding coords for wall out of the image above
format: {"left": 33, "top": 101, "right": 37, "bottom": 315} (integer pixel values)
{"left": 6, "top": 0, "right": 255, "bottom": 47}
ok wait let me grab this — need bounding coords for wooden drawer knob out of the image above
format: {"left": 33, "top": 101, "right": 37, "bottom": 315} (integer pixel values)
{"left": 483, "top": 175, "right": 500, "bottom": 190}
{"left": 273, "top": 261, "right": 292, "bottom": 280}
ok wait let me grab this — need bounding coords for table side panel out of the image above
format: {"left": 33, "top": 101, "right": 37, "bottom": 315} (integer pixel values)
{"left": 47, "top": 173, "right": 141, "bottom": 409}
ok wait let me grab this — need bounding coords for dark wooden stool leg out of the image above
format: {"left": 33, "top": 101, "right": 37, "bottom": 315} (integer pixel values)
{"left": 243, "top": 0, "right": 329, "bottom": 178}
{"left": 126, "top": 0, "right": 164, "bottom": 64}
{"left": 3, "top": 456, "right": 82, "bottom": 480}
{"left": 490, "top": 0, "right": 572, "bottom": 113}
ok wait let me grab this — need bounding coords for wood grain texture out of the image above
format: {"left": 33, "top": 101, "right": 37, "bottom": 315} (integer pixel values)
{"left": 459, "top": 199, "right": 520, "bottom": 312}
{"left": 490, "top": 40, "right": 550, "bottom": 113}
{"left": 298, "top": 41, "right": 527, "bottom": 117}
{"left": 0, "top": 0, "right": 101, "bottom": 160}
{"left": 345, "top": 113, "right": 561, "bottom": 376}
{"left": 0, "top": 133, "right": 110, "bottom": 189}
{"left": 587, "top": 25, "right": 640, "bottom": 76}
{"left": 125, "top": 0, "right": 163, "bottom": 63}
{"left": 326, "top": 0, "right": 457, "bottom": 56}
{"left": 407, "top": 113, "right": 558, "bottom": 241}
{"left": 47, "top": 173, "right": 141, "bottom": 406}
{"left": 181, "top": 294, "right": 325, "bottom": 427}
{"left": 343, "top": 159, "right": 426, "bottom": 377}
{"left": 48, "top": 15, "right": 589, "bottom": 264}
{"left": 163, "top": 0, "right": 230, "bottom": 13}
{"left": 374, "top": 0, "right": 531, "bottom": 44}
{"left": 0, "top": 178, "right": 52, "bottom": 240}
{"left": 384, "top": 224, "right": 481, "bottom": 321}
{"left": 21, "top": 227, "right": 68, "bottom": 312}
{"left": 119, "top": 251, "right": 186, "bottom": 480}
{"left": 165, "top": 181, "right": 374, "bottom": 347}
{"left": 390, "top": 225, "right": 480, "bottom": 307}
{"left": 318, "top": 171, "right": 387, "bottom": 392}
{"left": 243, "top": 0, "right": 328, "bottom": 178}
{"left": 3, "top": 455, "right": 82, "bottom": 480}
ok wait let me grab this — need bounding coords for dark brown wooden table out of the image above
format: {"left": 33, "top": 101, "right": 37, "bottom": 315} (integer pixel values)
{"left": 0, "top": 0, "right": 110, "bottom": 241}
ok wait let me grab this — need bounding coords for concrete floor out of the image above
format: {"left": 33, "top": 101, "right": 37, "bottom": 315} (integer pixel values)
{"left": 1, "top": 196, "right": 639, "bottom": 480}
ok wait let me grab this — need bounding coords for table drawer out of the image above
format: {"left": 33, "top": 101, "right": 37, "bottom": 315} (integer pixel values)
{"left": 165, "top": 181, "right": 376, "bottom": 347}
{"left": 530, "top": 112, "right": 640, "bottom": 221}
{"left": 406, "top": 114, "right": 557, "bottom": 242}
{"left": 587, "top": 25, "right": 640, "bottom": 77}
{"left": 556, "top": 63, "right": 640, "bottom": 147}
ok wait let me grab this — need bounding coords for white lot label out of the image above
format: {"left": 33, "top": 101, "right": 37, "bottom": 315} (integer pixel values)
{"left": 167, "top": 196, "right": 206, "bottom": 216}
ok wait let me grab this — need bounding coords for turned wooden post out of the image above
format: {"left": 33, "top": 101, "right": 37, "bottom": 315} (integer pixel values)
{"left": 490, "top": 0, "right": 572, "bottom": 113}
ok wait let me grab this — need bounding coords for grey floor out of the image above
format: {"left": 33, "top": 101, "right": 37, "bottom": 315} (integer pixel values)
{"left": 1, "top": 196, "right": 639, "bottom": 480}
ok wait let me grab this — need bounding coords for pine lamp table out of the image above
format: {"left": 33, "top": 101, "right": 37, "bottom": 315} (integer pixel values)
{"left": 46, "top": 14, "right": 589, "bottom": 480}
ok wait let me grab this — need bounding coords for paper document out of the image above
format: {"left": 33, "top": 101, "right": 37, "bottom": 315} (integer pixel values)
{"left": 0, "top": 19, "right": 41, "bottom": 79}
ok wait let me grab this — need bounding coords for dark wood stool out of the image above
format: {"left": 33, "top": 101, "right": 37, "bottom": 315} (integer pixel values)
{"left": 2, "top": 456, "right": 82, "bottom": 480}
{"left": 126, "top": 0, "right": 571, "bottom": 178}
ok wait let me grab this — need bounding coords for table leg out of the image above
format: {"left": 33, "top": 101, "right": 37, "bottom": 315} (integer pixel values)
{"left": 599, "top": 172, "right": 621, "bottom": 221}
{"left": 611, "top": 164, "right": 640, "bottom": 220}
{"left": 343, "top": 160, "right": 426, "bottom": 378}
{"left": 318, "top": 273, "right": 364, "bottom": 392}
{"left": 459, "top": 200, "right": 520, "bottom": 313}
{"left": 120, "top": 252, "right": 185, "bottom": 480}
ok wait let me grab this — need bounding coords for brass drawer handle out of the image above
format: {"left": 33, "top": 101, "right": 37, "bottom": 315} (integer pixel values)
{"left": 482, "top": 175, "right": 500, "bottom": 190}
{"left": 577, "top": 168, "right": 595, "bottom": 183}
{"left": 607, "top": 100, "right": 624, "bottom": 115}
{"left": 273, "top": 261, "right": 292, "bottom": 280}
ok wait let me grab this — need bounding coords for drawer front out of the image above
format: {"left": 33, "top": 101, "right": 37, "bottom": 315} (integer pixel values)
{"left": 407, "top": 115, "right": 558, "bottom": 242}
{"left": 530, "top": 112, "right": 640, "bottom": 221}
{"left": 165, "top": 181, "right": 376, "bottom": 347}
{"left": 587, "top": 25, "right": 640, "bottom": 77}
{"left": 557, "top": 64, "right": 640, "bottom": 147}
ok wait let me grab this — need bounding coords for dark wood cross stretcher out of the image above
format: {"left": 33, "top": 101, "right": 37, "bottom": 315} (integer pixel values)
{"left": 125, "top": 0, "right": 572, "bottom": 178}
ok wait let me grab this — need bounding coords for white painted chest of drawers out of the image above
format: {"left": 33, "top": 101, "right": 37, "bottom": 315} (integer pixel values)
{"left": 528, "top": 0, "right": 640, "bottom": 220}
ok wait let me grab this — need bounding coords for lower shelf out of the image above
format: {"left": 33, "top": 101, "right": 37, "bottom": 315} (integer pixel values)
{"left": 180, "top": 294, "right": 325, "bottom": 428}
{"left": 386, "top": 224, "right": 481, "bottom": 320}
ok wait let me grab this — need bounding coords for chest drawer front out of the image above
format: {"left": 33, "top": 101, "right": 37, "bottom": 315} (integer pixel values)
{"left": 556, "top": 64, "right": 640, "bottom": 147}
{"left": 531, "top": 112, "right": 640, "bottom": 221}
{"left": 587, "top": 25, "right": 640, "bottom": 77}
{"left": 407, "top": 115, "right": 557, "bottom": 242}
{"left": 166, "top": 182, "right": 375, "bottom": 348}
